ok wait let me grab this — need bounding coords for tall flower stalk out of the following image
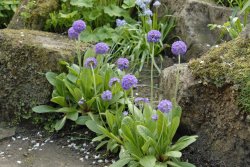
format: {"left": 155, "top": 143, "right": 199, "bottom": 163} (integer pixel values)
{"left": 171, "top": 40, "right": 187, "bottom": 100}
{"left": 147, "top": 30, "right": 162, "bottom": 105}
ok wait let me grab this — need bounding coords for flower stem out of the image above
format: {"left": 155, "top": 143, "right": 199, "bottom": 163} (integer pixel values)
{"left": 91, "top": 65, "right": 97, "bottom": 96}
{"left": 174, "top": 54, "right": 181, "bottom": 101}
{"left": 150, "top": 43, "right": 155, "bottom": 106}
{"left": 77, "top": 37, "right": 81, "bottom": 69}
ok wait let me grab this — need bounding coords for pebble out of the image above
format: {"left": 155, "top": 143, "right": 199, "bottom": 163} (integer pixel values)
{"left": 85, "top": 155, "right": 89, "bottom": 159}
{"left": 98, "top": 159, "right": 103, "bottom": 163}
{"left": 12, "top": 137, "right": 16, "bottom": 141}
{"left": 17, "top": 161, "right": 22, "bottom": 164}
{"left": 18, "top": 148, "right": 22, "bottom": 151}
{"left": 92, "top": 161, "right": 96, "bottom": 164}
{"left": 22, "top": 137, "right": 29, "bottom": 141}
{"left": 7, "top": 144, "right": 11, "bottom": 147}
{"left": 104, "top": 159, "right": 109, "bottom": 163}
{"left": 17, "top": 136, "right": 21, "bottom": 139}
{"left": 79, "top": 157, "right": 84, "bottom": 162}
{"left": 0, "top": 152, "right": 4, "bottom": 155}
{"left": 94, "top": 154, "right": 100, "bottom": 159}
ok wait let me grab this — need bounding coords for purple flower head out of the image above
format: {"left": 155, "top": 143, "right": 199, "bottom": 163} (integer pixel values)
{"left": 123, "top": 111, "right": 129, "bottom": 116}
{"left": 134, "top": 97, "right": 149, "bottom": 104}
{"left": 78, "top": 98, "right": 85, "bottom": 105}
{"left": 101, "top": 90, "right": 112, "bottom": 101}
{"left": 143, "top": 9, "right": 153, "bottom": 16}
{"left": 116, "top": 19, "right": 127, "bottom": 27}
{"left": 157, "top": 100, "right": 172, "bottom": 113}
{"left": 147, "top": 30, "right": 161, "bottom": 43}
{"left": 117, "top": 58, "right": 129, "bottom": 70}
{"left": 109, "top": 77, "right": 120, "bottom": 87}
{"left": 121, "top": 74, "right": 138, "bottom": 90}
{"left": 152, "top": 114, "right": 158, "bottom": 121}
{"left": 153, "top": 1, "right": 161, "bottom": 7}
{"left": 171, "top": 41, "right": 187, "bottom": 56}
{"left": 84, "top": 57, "right": 98, "bottom": 69}
{"left": 68, "top": 27, "right": 79, "bottom": 40}
{"left": 72, "top": 20, "right": 86, "bottom": 33}
{"left": 95, "top": 42, "right": 109, "bottom": 54}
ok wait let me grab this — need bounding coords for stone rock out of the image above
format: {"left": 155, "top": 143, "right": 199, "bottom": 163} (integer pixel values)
{"left": 0, "top": 29, "right": 87, "bottom": 122}
{"left": 8, "top": 0, "right": 59, "bottom": 30}
{"left": 0, "top": 127, "right": 16, "bottom": 140}
{"left": 160, "top": 0, "right": 232, "bottom": 60}
{"left": 160, "top": 35, "right": 250, "bottom": 166}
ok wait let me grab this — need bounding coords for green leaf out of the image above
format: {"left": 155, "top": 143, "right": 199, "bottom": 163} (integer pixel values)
{"left": 46, "top": 72, "right": 58, "bottom": 86}
{"left": 171, "top": 135, "right": 198, "bottom": 151}
{"left": 85, "top": 120, "right": 102, "bottom": 134}
{"left": 139, "top": 155, "right": 156, "bottom": 167}
{"left": 122, "top": 0, "right": 136, "bottom": 9}
{"left": 51, "top": 96, "right": 67, "bottom": 107}
{"left": 103, "top": 5, "right": 125, "bottom": 17}
{"left": 109, "top": 158, "right": 132, "bottom": 167}
{"left": 32, "top": 105, "right": 57, "bottom": 113}
{"left": 165, "top": 151, "right": 182, "bottom": 158}
{"left": 167, "top": 160, "right": 196, "bottom": 167}
{"left": 56, "top": 107, "right": 77, "bottom": 113}
{"left": 75, "top": 115, "right": 90, "bottom": 125}
{"left": 66, "top": 112, "right": 78, "bottom": 121}
{"left": 70, "top": 0, "right": 93, "bottom": 8}
{"left": 55, "top": 116, "right": 67, "bottom": 131}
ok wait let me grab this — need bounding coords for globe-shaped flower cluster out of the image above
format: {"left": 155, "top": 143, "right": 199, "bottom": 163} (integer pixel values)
{"left": 117, "top": 58, "right": 129, "bottom": 70}
{"left": 171, "top": 41, "right": 187, "bottom": 56}
{"left": 121, "top": 74, "right": 138, "bottom": 90}
{"left": 147, "top": 30, "right": 161, "bottom": 43}
{"left": 109, "top": 77, "right": 120, "bottom": 87}
{"left": 68, "top": 20, "right": 86, "bottom": 39}
{"left": 157, "top": 99, "right": 172, "bottom": 113}
{"left": 84, "top": 57, "right": 98, "bottom": 69}
{"left": 95, "top": 42, "right": 110, "bottom": 54}
{"left": 101, "top": 90, "right": 112, "bottom": 101}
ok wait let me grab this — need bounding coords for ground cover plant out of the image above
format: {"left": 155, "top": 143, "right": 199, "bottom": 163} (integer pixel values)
{"left": 0, "top": 0, "right": 20, "bottom": 28}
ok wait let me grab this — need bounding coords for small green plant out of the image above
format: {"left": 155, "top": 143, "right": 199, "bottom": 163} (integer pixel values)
{"left": 209, "top": 0, "right": 250, "bottom": 40}
{"left": 208, "top": 15, "right": 244, "bottom": 39}
{"left": 0, "top": 0, "right": 20, "bottom": 28}
{"left": 110, "top": 103, "right": 197, "bottom": 167}
{"left": 32, "top": 47, "right": 127, "bottom": 131}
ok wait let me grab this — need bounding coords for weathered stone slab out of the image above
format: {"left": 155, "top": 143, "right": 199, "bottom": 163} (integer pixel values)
{"left": 0, "top": 29, "right": 87, "bottom": 122}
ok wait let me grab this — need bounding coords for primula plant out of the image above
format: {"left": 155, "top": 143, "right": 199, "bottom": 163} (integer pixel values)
{"left": 33, "top": 20, "right": 127, "bottom": 131}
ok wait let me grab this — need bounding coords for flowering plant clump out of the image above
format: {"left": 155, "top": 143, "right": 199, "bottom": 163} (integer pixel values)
{"left": 147, "top": 30, "right": 162, "bottom": 43}
{"left": 95, "top": 42, "right": 110, "bottom": 54}
{"left": 84, "top": 57, "right": 98, "bottom": 69}
{"left": 117, "top": 58, "right": 129, "bottom": 70}
{"left": 121, "top": 74, "right": 138, "bottom": 90}
{"left": 171, "top": 40, "right": 187, "bottom": 56}
{"left": 101, "top": 90, "right": 112, "bottom": 101}
{"left": 157, "top": 99, "right": 173, "bottom": 113}
{"left": 109, "top": 77, "right": 120, "bottom": 87}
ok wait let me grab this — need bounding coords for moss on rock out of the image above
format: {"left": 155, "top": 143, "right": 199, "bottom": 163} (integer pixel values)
{"left": 0, "top": 29, "right": 88, "bottom": 122}
{"left": 189, "top": 36, "right": 250, "bottom": 111}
